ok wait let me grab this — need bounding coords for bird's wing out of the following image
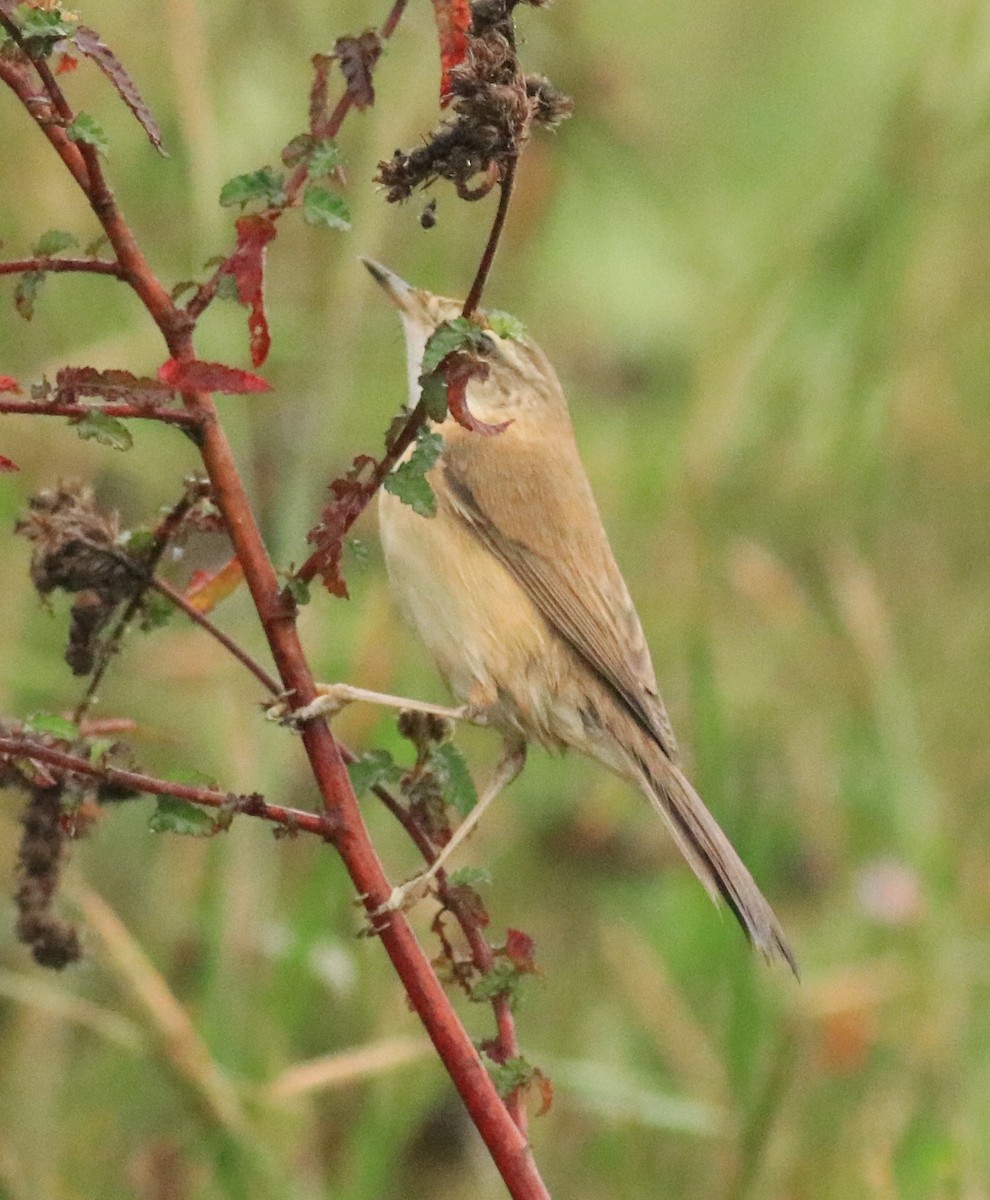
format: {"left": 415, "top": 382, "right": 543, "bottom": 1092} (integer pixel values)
{"left": 439, "top": 426, "right": 679, "bottom": 761}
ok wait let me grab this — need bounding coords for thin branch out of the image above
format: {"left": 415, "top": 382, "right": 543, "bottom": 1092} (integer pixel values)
{"left": 462, "top": 157, "right": 518, "bottom": 319}
{"left": 0, "top": 258, "right": 126, "bottom": 278}
{"left": 149, "top": 577, "right": 282, "bottom": 695}
{"left": 0, "top": 735, "right": 335, "bottom": 838}
{"left": 0, "top": 398, "right": 201, "bottom": 427}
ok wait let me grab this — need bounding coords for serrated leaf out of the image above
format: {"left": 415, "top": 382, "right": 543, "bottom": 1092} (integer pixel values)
{"left": 307, "top": 139, "right": 342, "bottom": 177}
{"left": 487, "top": 309, "right": 525, "bottom": 340}
{"left": 347, "top": 749, "right": 402, "bottom": 796}
{"left": 33, "top": 229, "right": 78, "bottom": 257}
{"left": 25, "top": 712, "right": 79, "bottom": 740}
{"left": 14, "top": 270, "right": 44, "bottom": 321}
{"left": 149, "top": 796, "right": 217, "bottom": 837}
{"left": 302, "top": 185, "right": 351, "bottom": 231}
{"left": 74, "top": 409, "right": 133, "bottom": 451}
{"left": 421, "top": 317, "right": 479, "bottom": 375}
{"left": 219, "top": 168, "right": 286, "bottom": 209}
{"left": 74, "top": 24, "right": 165, "bottom": 155}
{"left": 419, "top": 372, "right": 448, "bottom": 421}
{"left": 66, "top": 112, "right": 110, "bottom": 157}
{"left": 383, "top": 428, "right": 443, "bottom": 517}
{"left": 16, "top": 8, "right": 76, "bottom": 43}
{"left": 432, "top": 741, "right": 477, "bottom": 815}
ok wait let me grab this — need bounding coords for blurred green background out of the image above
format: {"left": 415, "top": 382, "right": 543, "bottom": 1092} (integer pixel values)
{"left": 2, "top": 0, "right": 990, "bottom": 1197}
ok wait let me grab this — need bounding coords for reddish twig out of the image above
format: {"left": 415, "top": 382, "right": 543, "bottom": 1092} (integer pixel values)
{"left": 0, "top": 398, "right": 201, "bottom": 427}
{"left": 0, "top": 258, "right": 126, "bottom": 278}
{"left": 2, "top": 7, "right": 550, "bottom": 1192}
{"left": 150, "top": 577, "right": 282, "bottom": 696}
{"left": 462, "top": 156, "right": 517, "bottom": 319}
{"left": 0, "top": 735, "right": 334, "bottom": 838}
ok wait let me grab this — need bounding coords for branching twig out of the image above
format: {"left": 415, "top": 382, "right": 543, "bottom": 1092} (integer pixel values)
{"left": 0, "top": 735, "right": 335, "bottom": 838}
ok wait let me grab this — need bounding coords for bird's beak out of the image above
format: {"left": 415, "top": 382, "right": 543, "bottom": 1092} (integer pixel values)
{"left": 360, "top": 258, "right": 416, "bottom": 314}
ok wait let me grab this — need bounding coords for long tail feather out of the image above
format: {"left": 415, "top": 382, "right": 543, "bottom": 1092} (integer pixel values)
{"left": 634, "top": 749, "right": 797, "bottom": 975}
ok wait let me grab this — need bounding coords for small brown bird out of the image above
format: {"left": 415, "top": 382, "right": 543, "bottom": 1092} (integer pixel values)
{"left": 353, "top": 259, "right": 794, "bottom": 971}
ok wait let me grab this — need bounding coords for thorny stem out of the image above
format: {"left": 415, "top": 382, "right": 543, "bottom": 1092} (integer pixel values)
{"left": 2, "top": 7, "right": 547, "bottom": 1194}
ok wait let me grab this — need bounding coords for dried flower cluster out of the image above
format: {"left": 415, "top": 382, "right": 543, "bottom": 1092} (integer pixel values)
{"left": 376, "top": 0, "right": 571, "bottom": 204}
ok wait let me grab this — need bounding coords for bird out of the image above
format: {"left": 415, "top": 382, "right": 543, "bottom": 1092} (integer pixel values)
{"left": 330, "top": 258, "right": 795, "bottom": 971}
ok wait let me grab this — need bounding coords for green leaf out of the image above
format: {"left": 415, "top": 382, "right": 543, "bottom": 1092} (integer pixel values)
{"left": 347, "top": 749, "right": 403, "bottom": 796}
{"left": 87, "top": 738, "right": 115, "bottom": 763}
{"left": 302, "top": 185, "right": 351, "bottom": 231}
{"left": 487, "top": 1055, "right": 536, "bottom": 1097}
{"left": 24, "top": 712, "right": 79, "bottom": 740}
{"left": 419, "top": 372, "right": 449, "bottom": 421}
{"left": 282, "top": 573, "right": 311, "bottom": 606}
{"left": 15, "top": 7, "right": 76, "bottom": 44}
{"left": 14, "top": 270, "right": 44, "bottom": 321}
{"left": 139, "top": 593, "right": 175, "bottom": 632}
{"left": 487, "top": 310, "right": 526, "bottom": 340}
{"left": 432, "top": 742, "right": 478, "bottom": 816}
{"left": 421, "top": 318, "right": 480, "bottom": 375}
{"left": 33, "top": 229, "right": 78, "bottom": 257}
{"left": 471, "top": 962, "right": 525, "bottom": 1007}
{"left": 74, "top": 410, "right": 133, "bottom": 451}
{"left": 307, "top": 138, "right": 342, "bottom": 177}
{"left": 219, "top": 167, "right": 286, "bottom": 209}
{"left": 447, "top": 865, "right": 492, "bottom": 889}
{"left": 149, "top": 796, "right": 217, "bottom": 837}
{"left": 383, "top": 428, "right": 443, "bottom": 517}
{"left": 120, "top": 529, "right": 157, "bottom": 557}
{"left": 67, "top": 113, "right": 110, "bottom": 157}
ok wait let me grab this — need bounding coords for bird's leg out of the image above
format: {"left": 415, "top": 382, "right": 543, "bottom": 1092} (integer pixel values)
{"left": 268, "top": 682, "right": 485, "bottom": 727}
{"left": 374, "top": 737, "right": 528, "bottom": 916}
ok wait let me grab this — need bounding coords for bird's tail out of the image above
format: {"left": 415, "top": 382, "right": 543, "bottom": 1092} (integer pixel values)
{"left": 629, "top": 739, "right": 797, "bottom": 975}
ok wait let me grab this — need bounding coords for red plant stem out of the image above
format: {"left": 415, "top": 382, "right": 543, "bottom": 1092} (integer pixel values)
{"left": 150, "top": 577, "right": 282, "bottom": 695}
{"left": 0, "top": 398, "right": 201, "bottom": 427}
{"left": 0, "top": 258, "right": 126, "bottom": 277}
{"left": 3, "top": 16, "right": 549, "bottom": 1195}
{"left": 0, "top": 735, "right": 333, "bottom": 837}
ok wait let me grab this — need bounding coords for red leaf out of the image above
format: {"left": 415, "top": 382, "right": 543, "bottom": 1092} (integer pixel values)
{"left": 55, "top": 366, "right": 172, "bottom": 405}
{"left": 309, "top": 53, "right": 335, "bottom": 131}
{"left": 0, "top": 375, "right": 21, "bottom": 394}
{"left": 443, "top": 353, "right": 510, "bottom": 435}
{"left": 55, "top": 53, "right": 79, "bottom": 75}
{"left": 503, "top": 928, "right": 537, "bottom": 974}
{"left": 74, "top": 25, "right": 165, "bottom": 154}
{"left": 157, "top": 358, "right": 272, "bottom": 395}
{"left": 334, "top": 31, "right": 381, "bottom": 111}
{"left": 0, "top": 454, "right": 20, "bottom": 473}
{"left": 431, "top": 0, "right": 471, "bottom": 106}
{"left": 220, "top": 215, "right": 277, "bottom": 367}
